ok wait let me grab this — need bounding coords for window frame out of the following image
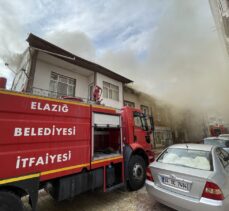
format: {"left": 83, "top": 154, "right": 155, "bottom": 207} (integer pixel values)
{"left": 140, "top": 105, "right": 149, "bottom": 116}
{"left": 133, "top": 112, "right": 148, "bottom": 131}
{"left": 88, "top": 83, "right": 94, "bottom": 100}
{"left": 49, "top": 72, "right": 76, "bottom": 98}
{"left": 216, "top": 147, "right": 229, "bottom": 168}
{"left": 157, "top": 111, "right": 161, "bottom": 122}
{"left": 103, "top": 81, "right": 119, "bottom": 101}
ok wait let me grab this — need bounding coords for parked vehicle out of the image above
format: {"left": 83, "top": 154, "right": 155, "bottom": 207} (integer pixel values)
{"left": 146, "top": 144, "right": 229, "bottom": 211}
{"left": 0, "top": 87, "right": 154, "bottom": 211}
{"left": 204, "top": 137, "right": 229, "bottom": 153}
{"left": 209, "top": 125, "right": 226, "bottom": 137}
{"left": 219, "top": 134, "right": 229, "bottom": 138}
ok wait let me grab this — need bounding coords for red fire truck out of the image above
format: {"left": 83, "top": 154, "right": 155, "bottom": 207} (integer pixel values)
{"left": 0, "top": 86, "right": 154, "bottom": 210}
{"left": 209, "top": 125, "right": 226, "bottom": 137}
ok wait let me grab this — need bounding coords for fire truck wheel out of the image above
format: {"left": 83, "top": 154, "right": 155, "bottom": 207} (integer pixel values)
{"left": 128, "top": 155, "right": 146, "bottom": 191}
{"left": 0, "top": 191, "right": 23, "bottom": 211}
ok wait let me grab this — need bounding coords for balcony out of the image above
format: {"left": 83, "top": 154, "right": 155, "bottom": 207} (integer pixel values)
{"left": 31, "top": 87, "right": 89, "bottom": 103}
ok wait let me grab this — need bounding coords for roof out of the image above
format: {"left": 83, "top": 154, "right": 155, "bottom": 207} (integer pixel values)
{"left": 169, "top": 144, "right": 213, "bottom": 151}
{"left": 26, "top": 33, "right": 132, "bottom": 84}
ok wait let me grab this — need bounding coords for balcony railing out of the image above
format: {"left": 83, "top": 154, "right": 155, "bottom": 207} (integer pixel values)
{"left": 31, "top": 87, "right": 90, "bottom": 103}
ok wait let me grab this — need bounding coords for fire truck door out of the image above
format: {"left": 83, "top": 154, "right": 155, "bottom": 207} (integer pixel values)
{"left": 133, "top": 112, "right": 148, "bottom": 147}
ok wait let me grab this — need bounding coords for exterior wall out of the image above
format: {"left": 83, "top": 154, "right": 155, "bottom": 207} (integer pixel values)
{"left": 209, "top": 0, "right": 229, "bottom": 55}
{"left": 29, "top": 53, "right": 125, "bottom": 109}
{"left": 124, "top": 91, "right": 141, "bottom": 108}
{"left": 33, "top": 59, "right": 89, "bottom": 99}
{"left": 96, "top": 73, "right": 123, "bottom": 109}
{"left": 154, "top": 126, "right": 173, "bottom": 147}
{"left": 123, "top": 86, "right": 170, "bottom": 126}
{"left": 88, "top": 74, "right": 94, "bottom": 85}
{"left": 123, "top": 88, "right": 154, "bottom": 114}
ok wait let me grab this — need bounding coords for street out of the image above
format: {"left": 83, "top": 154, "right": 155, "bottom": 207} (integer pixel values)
{"left": 24, "top": 187, "right": 174, "bottom": 211}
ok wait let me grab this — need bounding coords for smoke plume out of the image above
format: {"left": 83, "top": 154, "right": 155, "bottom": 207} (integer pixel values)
{"left": 97, "top": 0, "right": 229, "bottom": 124}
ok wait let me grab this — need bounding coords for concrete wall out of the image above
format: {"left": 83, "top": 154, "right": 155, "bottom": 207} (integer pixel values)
{"left": 96, "top": 73, "right": 123, "bottom": 109}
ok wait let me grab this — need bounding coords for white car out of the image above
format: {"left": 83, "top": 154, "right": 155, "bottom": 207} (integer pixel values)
{"left": 219, "top": 134, "right": 229, "bottom": 138}
{"left": 204, "top": 137, "right": 229, "bottom": 153}
{"left": 146, "top": 144, "right": 229, "bottom": 211}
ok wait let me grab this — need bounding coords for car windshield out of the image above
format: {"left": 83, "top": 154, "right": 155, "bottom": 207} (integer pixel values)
{"left": 157, "top": 148, "right": 212, "bottom": 171}
{"left": 204, "top": 138, "right": 229, "bottom": 148}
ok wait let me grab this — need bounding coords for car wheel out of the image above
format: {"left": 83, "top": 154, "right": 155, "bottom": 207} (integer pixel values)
{"left": 128, "top": 155, "right": 146, "bottom": 191}
{"left": 0, "top": 191, "right": 23, "bottom": 211}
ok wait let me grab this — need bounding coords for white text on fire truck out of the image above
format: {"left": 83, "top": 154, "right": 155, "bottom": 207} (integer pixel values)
{"left": 16, "top": 151, "right": 72, "bottom": 169}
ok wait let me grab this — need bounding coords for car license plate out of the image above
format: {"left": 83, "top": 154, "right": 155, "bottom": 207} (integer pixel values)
{"left": 161, "top": 176, "right": 190, "bottom": 191}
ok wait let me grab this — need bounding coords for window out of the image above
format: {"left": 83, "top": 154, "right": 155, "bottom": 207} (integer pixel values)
{"left": 158, "top": 148, "right": 212, "bottom": 171}
{"left": 157, "top": 112, "right": 161, "bottom": 122}
{"left": 49, "top": 72, "right": 76, "bottom": 98}
{"left": 141, "top": 116, "right": 148, "bottom": 131}
{"left": 140, "top": 105, "right": 149, "bottom": 116}
{"left": 103, "top": 81, "right": 119, "bottom": 101}
{"left": 133, "top": 112, "right": 148, "bottom": 131}
{"left": 204, "top": 138, "right": 229, "bottom": 148}
{"left": 124, "top": 101, "right": 135, "bottom": 108}
{"left": 88, "top": 83, "right": 94, "bottom": 100}
{"left": 216, "top": 148, "right": 229, "bottom": 168}
{"left": 134, "top": 115, "right": 142, "bottom": 128}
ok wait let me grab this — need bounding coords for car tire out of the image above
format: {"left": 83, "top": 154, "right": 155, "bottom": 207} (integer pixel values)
{"left": 0, "top": 191, "right": 23, "bottom": 211}
{"left": 127, "top": 155, "right": 146, "bottom": 191}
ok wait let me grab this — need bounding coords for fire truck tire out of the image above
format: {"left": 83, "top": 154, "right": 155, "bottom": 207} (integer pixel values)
{"left": 0, "top": 191, "right": 23, "bottom": 211}
{"left": 127, "top": 155, "right": 146, "bottom": 191}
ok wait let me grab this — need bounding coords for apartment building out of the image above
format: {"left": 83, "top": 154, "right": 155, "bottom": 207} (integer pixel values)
{"left": 11, "top": 34, "right": 132, "bottom": 109}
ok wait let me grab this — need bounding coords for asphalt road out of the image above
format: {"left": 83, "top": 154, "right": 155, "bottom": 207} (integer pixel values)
{"left": 24, "top": 186, "right": 174, "bottom": 211}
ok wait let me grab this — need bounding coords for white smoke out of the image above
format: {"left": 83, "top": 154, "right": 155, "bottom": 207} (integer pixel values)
{"left": 97, "top": 0, "right": 229, "bottom": 123}
{"left": 45, "top": 30, "right": 96, "bottom": 61}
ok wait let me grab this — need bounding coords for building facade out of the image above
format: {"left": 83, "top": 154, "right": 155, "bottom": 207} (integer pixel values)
{"left": 209, "top": 0, "right": 229, "bottom": 55}
{"left": 10, "top": 33, "right": 205, "bottom": 149}
{"left": 123, "top": 85, "right": 173, "bottom": 148}
{"left": 11, "top": 34, "right": 132, "bottom": 109}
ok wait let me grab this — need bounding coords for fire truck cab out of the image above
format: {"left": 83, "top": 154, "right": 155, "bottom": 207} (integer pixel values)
{"left": 0, "top": 88, "right": 154, "bottom": 211}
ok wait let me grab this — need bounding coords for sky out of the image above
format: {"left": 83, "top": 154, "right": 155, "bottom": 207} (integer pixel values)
{"left": 0, "top": 0, "right": 229, "bottom": 119}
